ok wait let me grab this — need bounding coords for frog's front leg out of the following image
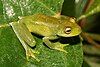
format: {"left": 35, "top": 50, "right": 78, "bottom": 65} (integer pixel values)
{"left": 43, "top": 36, "right": 68, "bottom": 53}
{"left": 10, "top": 22, "right": 40, "bottom": 62}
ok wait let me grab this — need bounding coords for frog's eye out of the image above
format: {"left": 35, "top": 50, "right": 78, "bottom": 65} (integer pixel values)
{"left": 69, "top": 17, "right": 76, "bottom": 23}
{"left": 64, "top": 27, "right": 71, "bottom": 34}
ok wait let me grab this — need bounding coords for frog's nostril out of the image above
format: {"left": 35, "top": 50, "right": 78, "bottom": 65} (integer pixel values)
{"left": 64, "top": 27, "right": 71, "bottom": 34}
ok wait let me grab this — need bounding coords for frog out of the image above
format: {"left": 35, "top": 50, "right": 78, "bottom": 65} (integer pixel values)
{"left": 9, "top": 14, "right": 81, "bottom": 61}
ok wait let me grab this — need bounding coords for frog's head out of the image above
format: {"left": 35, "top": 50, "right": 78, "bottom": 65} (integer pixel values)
{"left": 57, "top": 18, "right": 81, "bottom": 37}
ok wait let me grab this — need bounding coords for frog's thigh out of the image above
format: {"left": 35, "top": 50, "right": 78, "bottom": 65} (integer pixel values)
{"left": 10, "top": 22, "right": 36, "bottom": 47}
{"left": 43, "top": 36, "right": 67, "bottom": 53}
{"left": 10, "top": 22, "right": 40, "bottom": 61}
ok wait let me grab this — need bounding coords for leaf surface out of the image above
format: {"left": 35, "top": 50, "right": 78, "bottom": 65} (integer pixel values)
{"left": 0, "top": 0, "right": 83, "bottom": 67}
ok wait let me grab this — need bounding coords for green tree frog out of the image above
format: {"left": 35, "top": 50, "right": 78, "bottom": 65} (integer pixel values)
{"left": 9, "top": 14, "right": 81, "bottom": 61}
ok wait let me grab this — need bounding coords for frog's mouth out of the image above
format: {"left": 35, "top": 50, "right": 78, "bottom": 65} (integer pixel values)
{"left": 58, "top": 33, "right": 81, "bottom": 37}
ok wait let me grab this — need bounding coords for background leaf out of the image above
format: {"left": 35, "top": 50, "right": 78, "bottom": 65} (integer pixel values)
{"left": 78, "top": 0, "right": 100, "bottom": 21}
{"left": 0, "top": 0, "right": 83, "bottom": 67}
{"left": 75, "top": 0, "right": 88, "bottom": 18}
{"left": 75, "top": 0, "right": 100, "bottom": 67}
{"left": 61, "top": 0, "right": 75, "bottom": 17}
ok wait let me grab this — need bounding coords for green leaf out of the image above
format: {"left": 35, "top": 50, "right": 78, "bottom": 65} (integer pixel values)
{"left": 0, "top": 0, "right": 64, "bottom": 23}
{"left": 28, "top": 36, "right": 83, "bottom": 67}
{"left": 78, "top": 0, "right": 100, "bottom": 21}
{"left": 61, "top": 0, "right": 75, "bottom": 17}
{"left": 0, "top": 26, "right": 27, "bottom": 67}
{"left": 82, "top": 60, "right": 91, "bottom": 67}
{"left": 0, "top": 0, "right": 83, "bottom": 67}
{"left": 75, "top": 0, "right": 88, "bottom": 18}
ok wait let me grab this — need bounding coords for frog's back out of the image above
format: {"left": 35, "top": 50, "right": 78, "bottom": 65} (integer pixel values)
{"left": 25, "top": 14, "right": 61, "bottom": 28}
{"left": 19, "top": 14, "right": 62, "bottom": 36}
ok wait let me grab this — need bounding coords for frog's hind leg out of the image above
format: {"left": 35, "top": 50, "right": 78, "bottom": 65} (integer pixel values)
{"left": 10, "top": 22, "right": 40, "bottom": 62}
{"left": 43, "top": 36, "right": 68, "bottom": 53}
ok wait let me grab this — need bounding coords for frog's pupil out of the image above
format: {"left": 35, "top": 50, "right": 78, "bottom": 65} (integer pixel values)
{"left": 65, "top": 27, "right": 71, "bottom": 34}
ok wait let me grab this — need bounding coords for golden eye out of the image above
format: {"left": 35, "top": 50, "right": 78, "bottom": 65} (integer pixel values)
{"left": 64, "top": 27, "right": 71, "bottom": 34}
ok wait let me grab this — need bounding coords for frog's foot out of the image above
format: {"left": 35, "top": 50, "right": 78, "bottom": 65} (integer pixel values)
{"left": 53, "top": 42, "right": 69, "bottom": 53}
{"left": 26, "top": 47, "right": 40, "bottom": 62}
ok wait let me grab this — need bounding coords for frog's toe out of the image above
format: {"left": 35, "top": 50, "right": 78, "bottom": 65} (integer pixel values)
{"left": 54, "top": 42, "right": 69, "bottom": 53}
{"left": 26, "top": 47, "right": 40, "bottom": 62}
